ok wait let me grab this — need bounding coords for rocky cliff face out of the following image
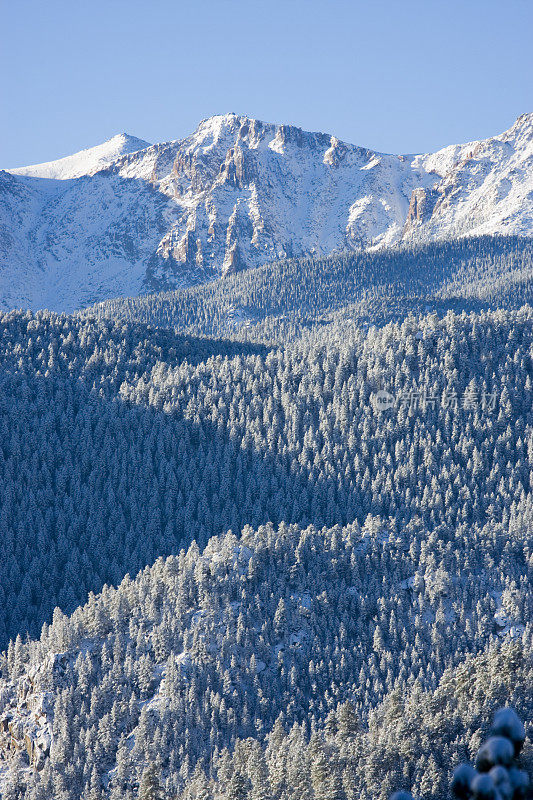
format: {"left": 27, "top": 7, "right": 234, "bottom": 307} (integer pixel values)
{"left": 2, "top": 113, "right": 533, "bottom": 311}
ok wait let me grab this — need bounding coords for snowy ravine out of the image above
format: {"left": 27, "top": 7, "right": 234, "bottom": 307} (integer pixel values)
{"left": 2, "top": 113, "right": 533, "bottom": 312}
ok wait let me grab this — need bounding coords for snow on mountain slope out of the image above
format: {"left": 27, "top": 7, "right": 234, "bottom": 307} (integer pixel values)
{"left": 410, "top": 113, "right": 533, "bottom": 238}
{"left": 1, "top": 113, "right": 533, "bottom": 312}
{"left": 8, "top": 133, "right": 151, "bottom": 180}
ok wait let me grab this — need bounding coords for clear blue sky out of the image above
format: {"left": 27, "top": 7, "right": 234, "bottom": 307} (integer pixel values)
{"left": 2, "top": 0, "right": 532, "bottom": 167}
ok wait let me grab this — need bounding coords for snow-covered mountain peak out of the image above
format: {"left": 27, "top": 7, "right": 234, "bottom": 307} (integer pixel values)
{"left": 505, "top": 111, "right": 533, "bottom": 134}
{"left": 1, "top": 113, "right": 533, "bottom": 312}
{"left": 184, "top": 113, "right": 334, "bottom": 156}
{"left": 193, "top": 112, "right": 245, "bottom": 140}
{"left": 499, "top": 113, "right": 533, "bottom": 150}
{"left": 7, "top": 132, "right": 151, "bottom": 180}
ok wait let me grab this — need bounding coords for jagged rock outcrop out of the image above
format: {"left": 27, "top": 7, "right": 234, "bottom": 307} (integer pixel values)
{"left": 0, "top": 653, "right": 69, "bottom": 771}
{"left": 405, "top": 187, "right": 441, "bottom": 227}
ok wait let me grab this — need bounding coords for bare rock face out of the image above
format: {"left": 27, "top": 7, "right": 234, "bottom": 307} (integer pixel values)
{"left": 2, "top": 112, "right": 533, "bottom": 311}
{"left": 0, "top": 653, "right": 70, "bottom": 772}
{"left": 406, "top": 187, "right": 440, "bottom": 226}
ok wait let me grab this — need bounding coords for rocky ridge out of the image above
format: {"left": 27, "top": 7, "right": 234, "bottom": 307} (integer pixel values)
{"left": 2, "top": 113, "right": 532, "bottom": 311}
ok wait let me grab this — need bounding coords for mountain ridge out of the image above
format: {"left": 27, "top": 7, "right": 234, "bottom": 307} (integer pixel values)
{"left": 10, "top": 112, "right": 533, "bottom": 177}
{"left": 1, "top": 112, "right": 532, "bottom": 312}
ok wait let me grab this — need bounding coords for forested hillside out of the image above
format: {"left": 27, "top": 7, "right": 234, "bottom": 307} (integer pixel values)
{"left": 0, "top": 305, "right": 532, "bottom": 647}
{"left": 0, "top": 519, "right": 531, "bottom": 800}
{"left": 0, "top": 298, "right": 531, "bottom": 798}
{"left": 88, "top": 237, "right": 533, "bottom": 340}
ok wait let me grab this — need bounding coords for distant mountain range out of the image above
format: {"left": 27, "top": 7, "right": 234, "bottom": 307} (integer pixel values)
{"left": 1, "top": 113, "right": 532, "bottom": 311}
